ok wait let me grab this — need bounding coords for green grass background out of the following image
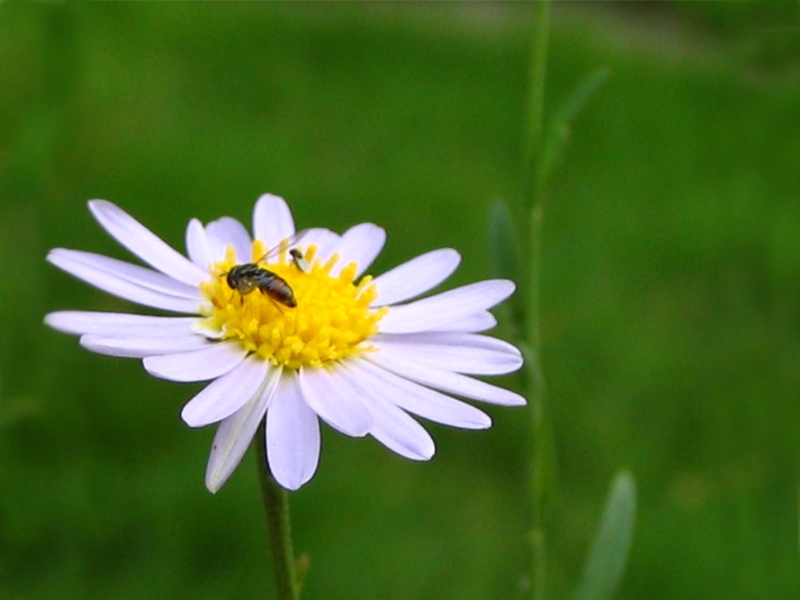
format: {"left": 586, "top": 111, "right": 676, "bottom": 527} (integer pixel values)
{"left": 2, "top": 2, "right": 800, "bottom": 599}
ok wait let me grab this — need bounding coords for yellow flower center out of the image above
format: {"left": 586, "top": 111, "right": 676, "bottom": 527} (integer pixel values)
{"left": 199, "top": 240, "right": 387, "bottom": 370}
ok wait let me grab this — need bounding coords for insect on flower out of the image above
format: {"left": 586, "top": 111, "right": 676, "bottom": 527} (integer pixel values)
{"left": 45, "top": 194, "right": 526, "bottom": 493}
{"left": 289, "top": 248, "right": 309, "bottom": 273}
{"left": 225, "top": 232, "right": 308, "bottom": 307}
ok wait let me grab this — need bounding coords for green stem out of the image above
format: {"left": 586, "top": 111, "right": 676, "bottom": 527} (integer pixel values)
{"left": 256, "top": 423, "right": 299, "bottom": 600}
{"left": 523, "top": 2, "right": 551, "bottom": 600}
{"left": 527, "top": 205, "right": 548, "bottom": 600}
{"left": 523, "top": 0, "right": 551, "bottom": 208}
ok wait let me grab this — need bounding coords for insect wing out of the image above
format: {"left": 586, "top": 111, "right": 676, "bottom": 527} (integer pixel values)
{"left": 257, "top": 229, "right": 311, "bottom": 263}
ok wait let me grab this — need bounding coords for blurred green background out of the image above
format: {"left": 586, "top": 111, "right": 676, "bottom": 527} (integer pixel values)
{"left": 2, "top": 2, "right": 800, "bottom": 598}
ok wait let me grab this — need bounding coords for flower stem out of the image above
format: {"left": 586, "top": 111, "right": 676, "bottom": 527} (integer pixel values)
{"left": 523, "top": 0, "right": 551, "bottom": 207}
{"left": 522, "top": 2, "right": 552, "bottom": 600}
{"left": 256, "top": 422, "right": 300, "bottom": 600}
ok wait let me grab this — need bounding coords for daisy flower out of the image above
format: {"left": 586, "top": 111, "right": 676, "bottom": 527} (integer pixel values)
{"left": 45, "top": 194, "right": 525, "bottom": 491}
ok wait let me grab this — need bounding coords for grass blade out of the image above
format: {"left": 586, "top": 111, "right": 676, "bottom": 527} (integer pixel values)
{"left": 573, "top": 469, "right": 637, "bottom": 600}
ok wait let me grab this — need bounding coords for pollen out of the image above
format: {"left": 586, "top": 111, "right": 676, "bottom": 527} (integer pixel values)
{"left": 200, "top": 241, "right": 387, "bottom": 370}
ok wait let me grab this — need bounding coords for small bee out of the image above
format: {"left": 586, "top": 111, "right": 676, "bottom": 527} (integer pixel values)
{"left": 289, "top": 248, "right": 310, "bottom": 273}
{"left": 225, "top": 232, "right": 308, "bottom": 308}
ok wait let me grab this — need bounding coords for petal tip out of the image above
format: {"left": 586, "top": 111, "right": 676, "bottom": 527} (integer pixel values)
{"left": 141, "top": 356, "right": 161, "bottom": 378}
{"left": 475, "top": 414, "right": 493, "bottom": 429}
{"left": 444, "top": 248, "right": 461, "bottom": 261}
{"left": 180, "top": 406, "right": 202, "bottom": 428}
{"left": 507, "top": 393, "right": 527, "bottom": 407}
{"left": 87, "top": 198, "right": 109, "bottom": 209}
{"left": 87, "top": 199, "right": 117, "bottom": 218}
{"left": 205, "top": 475, "right": 222, "bottom": 494}
{"left": 45, "top": 248, "right": 65, "bottom": 264}
{"left": 498, "top": 278, "right": 516, "bottom": 295}
{"left": 420, "top": 444, "right": 436, "bottom": 461}
{"left": 255, "top": 193, "right": 290, "bottom": 215}
{"left": 257, "top": 192, "right": 287, "bottom": 203}
{"left": 275, "top": 475, "right": 305, "bottom": 492}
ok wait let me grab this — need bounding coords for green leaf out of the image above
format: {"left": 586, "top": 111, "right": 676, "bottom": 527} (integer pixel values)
{"left": 573, "top": 469, "right": 637, "bottom": 600}
{"left": 488, "top": 197, "right": 522, "bottom": 284}
{"left": 487, "top": 198, "right": 524, "bottom": 334}
{"left": 539, "top": 67, "right": 610, "bottom": 189}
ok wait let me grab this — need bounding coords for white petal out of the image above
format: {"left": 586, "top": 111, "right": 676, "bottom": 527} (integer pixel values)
{"left": 88, "top": 200, "right": 207, "bottom": 287}
{"left": 47, "top": 249, "right": 204, "bottom": 313}
{"left": 300, "top": 228, "right": 340, "bottom": 261}
{"left": 371, "top": 249, "right": 461, "bottom": 307}
{"left": 336, "top": 362, "right": 435, "bottom": 460}
{"left": 44, "top": 311, "right": 197, "bottom": 337}
{"left": 369, "top": 402, "right": 436, "bottom": 461}
{"left": 375, "top": 331, "right": 519, "bottom": 353}
{"left": 182, "top": 355, "right": 270, "bottom": 427}
{"left": 253, "top": 194, "right": 295, "bottom": 249}
{"left": 50, "top": 249, "right": 200, "bottom": 298}
{"left": 205, "top": 366, "right": 282, "bottom": 493}
{"left": 378, "top": 280, "right": 515, "bottom": 334}
{"left": 297, "top": 367, "right": 372, "bottom": 437}
{"left": 366, "top": 351, "right": 527, "bottom": 407}
{"left": 345, "top": 358, "right": 491, "bottom": 429}
{"left": 370, "top": 402, "right": 436, "bottom": 460}
{"left": 372, "top": 334, "right": 522, "bottom": 375}
{"left": 143, "top": 342, "right": 246, "bottom": 382}
{"left": 266, "top": 373, "right": 321, "bottom": 491}
{"left": 427, "top": 311, "right": 497, "bottom": 333}
{"left": 80, "top": 333, "right": 209, "bottom": 358}
{"left": 328, "top": 223, "right": 386, "bottom": 278}
{"left": 186, "top": 218, "right": 215, "bottom": 271}
{"left": 191, "top": 319, "right": 226, "bottom": 339}
{"left": 206, "top": 217, "right": 252, "bottom": 263}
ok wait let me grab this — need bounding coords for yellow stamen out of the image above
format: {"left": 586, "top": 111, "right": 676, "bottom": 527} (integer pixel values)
{"left": 199, "top": 241, "right": 387, "bottom": 370}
